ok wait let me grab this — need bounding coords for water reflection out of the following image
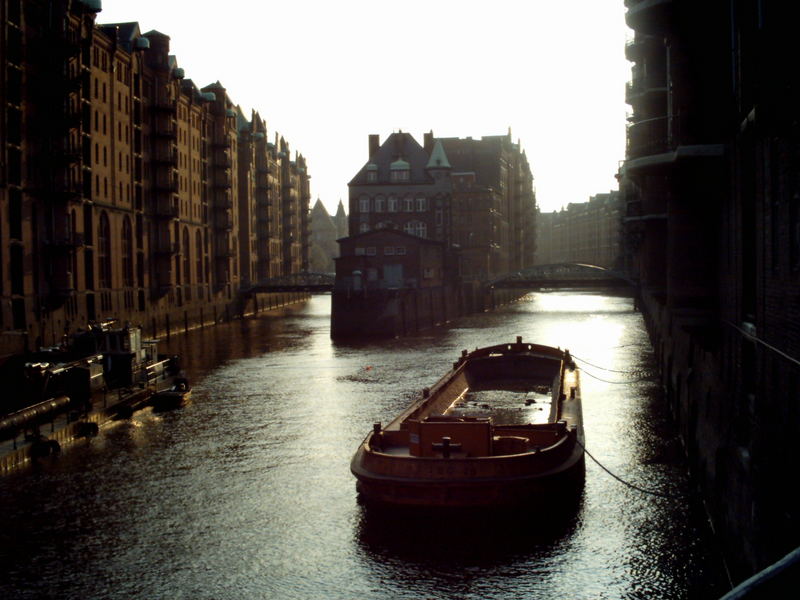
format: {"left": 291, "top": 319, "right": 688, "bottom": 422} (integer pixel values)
{"left": 357, "top": 494, "right": 584, "bottom": 563}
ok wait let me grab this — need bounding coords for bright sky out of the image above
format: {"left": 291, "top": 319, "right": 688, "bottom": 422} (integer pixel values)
{"left": 99, "top": 0, "right": 631, "bottom": 215}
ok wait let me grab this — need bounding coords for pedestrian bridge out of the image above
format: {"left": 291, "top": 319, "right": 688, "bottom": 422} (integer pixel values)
{"left": 248, "top": 272, "right": 335, "bottom": 293}
{"left": 488, "top": 263, "right": 633, "bottom": 289}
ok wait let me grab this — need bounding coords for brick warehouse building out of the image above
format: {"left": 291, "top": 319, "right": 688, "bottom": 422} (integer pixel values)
{"left": 622, "top": 0, "right": 800, "bottom": 583}
{"left": 1, "top": 1, "right": 310, "bottom": 355}
{"left": 342, "top": 130, "right": 536, "bottom": 288}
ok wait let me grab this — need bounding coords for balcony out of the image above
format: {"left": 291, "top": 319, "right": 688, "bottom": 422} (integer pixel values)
{"left": 153, "top": 145, "right": 178, "bottom": 164}
{"left": 154, "top": 176, "right": 179, "bottom": 193}
{"left": 624, "top": 34, "right": 661, "bottom": 62}
{"left": 214, "top": 244, "right": 235, "bottom": 258}
{"left": 214, "top": 212, "right": 234, "bottom": 231}
{"left": 625, "top": 73, "right": 666, "bottom": 106}
{"left": 51, "top": 271, "right": 75, "bottom": 297}
{"left": 152, "top": 97, "right": 177, "bottom": 112}
{"left": 215, "top": 151, "right": 232, "bottom": 168}
{"left": 627, "top": 116, "right": 670, "bottom": 159}
{"left": 154, "top": 197, "right": 179, "bottom": 219}
{"left": 213, "top": 170, "right": 232, "bottom": 189}
{"left": 154, "top": 238, "right": 179, "bottom": 255}
{"left": 625, "top": 114, "right": 726, "bottom": 174}
{"left": 215, "top": 189, "right": 233, "bottom": 208}
{"left": 47, "top": 232, "right": 85, "bottom": 250}
{"left": 625, "top": 0, "right": 673, "bottom": 35}
{"left": 154, "top": 121, "right": 178, "bottom": 139}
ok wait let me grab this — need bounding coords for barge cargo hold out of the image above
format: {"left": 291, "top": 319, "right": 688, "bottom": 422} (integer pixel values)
{"left": 350, "top": 337, "right": 584, "bottom": 507}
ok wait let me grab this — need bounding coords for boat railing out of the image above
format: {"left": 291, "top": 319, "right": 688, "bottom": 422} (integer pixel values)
{"left": 461, "top": 339, "right": 565, "bottom": 363}
{"left": 360, "top": 429, "right": 578, "bottom": 479}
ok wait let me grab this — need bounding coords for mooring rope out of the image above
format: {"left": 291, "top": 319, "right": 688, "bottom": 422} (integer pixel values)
{"left": 576, "top": 438, "right": 687, "bottom": 500}
{"left": 577, "top": 366, "right": 654, "bottom": 385}
{"left": 570, "top": 352, "right": 653, "bottom": 377}
{"left": 569, "top": 352, "right": 643, "bottom": 374}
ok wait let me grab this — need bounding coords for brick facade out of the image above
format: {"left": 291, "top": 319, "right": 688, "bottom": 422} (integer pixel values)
{"left": 0, "top": 2, "right": 310, "bottom": 355}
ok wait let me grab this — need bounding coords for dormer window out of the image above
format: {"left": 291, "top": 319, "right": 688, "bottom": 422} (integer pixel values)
{"left": 391, "top": 169, "right": 410, "bottom": 183}
{"left": 390, "top": 158, "right": 410, "bottom": 182}
{"left": 366, "top": 163, "right": 378, "bottom": 182}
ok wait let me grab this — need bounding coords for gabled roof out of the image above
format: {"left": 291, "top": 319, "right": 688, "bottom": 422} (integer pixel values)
{"left": 349, "top": 132, "right": 433, "bottom": 186}
{"left": 97, "top": 22, "right": 143, "bottom": 52}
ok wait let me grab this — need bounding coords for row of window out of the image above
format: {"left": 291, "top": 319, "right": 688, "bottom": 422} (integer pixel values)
{"left": 358, "top": 195, "right": 428, "bottom": 213}
{"left": 358, "top": 221, "right": 428, "bottom": 238}
{"left": 365, "top": 170, "right": 410, "bottom": 183}
{"left": 354, "top": 246, "right": 408, "bottom": 256}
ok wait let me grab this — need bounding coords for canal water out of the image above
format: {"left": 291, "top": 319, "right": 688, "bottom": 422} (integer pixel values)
{"left": 0, "top": 292, "right": 728, "bottom": 599}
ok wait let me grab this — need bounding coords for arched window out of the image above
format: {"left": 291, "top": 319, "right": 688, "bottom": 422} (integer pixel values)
{"left": 98, "top": 212, "right": 111, "bottom": 288}
{"left": 416, "top": 196, "right": 428, "bottom": 212}
{"left": 183, "top": 227, "right": 191, "bottom": 284}
{"left": 359, "top": 195, "right": 370, "bottom": 213}
{"left": 196, "top": 230, "right": 203, "bottom": 283}
{"left": 387, "top": 195, "right": 398, "bottom": 213}
{"left": 122, "top": 216, "right": 133, "bottom": 286}
{"left": 374, "top": 195, "right": 385, "bottom": 213}
{"left": 403, "top": 195, "right": 414, "bottom": 212}
{"left": 359, "top": 222, "right": 370, "bottom": 233}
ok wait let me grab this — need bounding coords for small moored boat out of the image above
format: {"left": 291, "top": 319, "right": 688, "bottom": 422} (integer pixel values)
{"left": 150, "top": 378, "right": 191, "bottom": 412}
{"left": 351, "top": 337, "right": 584, "bottom": 507}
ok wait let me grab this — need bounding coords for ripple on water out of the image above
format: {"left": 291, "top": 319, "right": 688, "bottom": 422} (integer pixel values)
{"left": 0, "top": 293, "right": 727, "bottom": 599}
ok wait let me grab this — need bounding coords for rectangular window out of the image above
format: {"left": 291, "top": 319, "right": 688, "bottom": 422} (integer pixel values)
{"left": 384, "top": 246, "right": 395, "bottom": 255}
{"left": 355, "top": 247, "right": 365, "bottom": 256}
{"left": 396, "top": 246, "right": 406, "bottom": 255}
{"left": 366, "top": 247, "right": 376, "bottom": 256}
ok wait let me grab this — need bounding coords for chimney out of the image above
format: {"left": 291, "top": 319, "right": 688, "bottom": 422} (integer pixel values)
{"left": 424, "top": 131, "right": 434, "bottom": 154}
{"left": 368, "top": 134, "right": 380, "bottom": 158}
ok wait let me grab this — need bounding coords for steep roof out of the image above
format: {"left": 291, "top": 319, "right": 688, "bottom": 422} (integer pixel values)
{"left": 97, "top": 22, "right": 143, "bottom": 52}
{"left": 426, "top": 139, "right": 451, "bottom": 169}
{"left": 349, "top": 132, "right": 432, "bottom": 186}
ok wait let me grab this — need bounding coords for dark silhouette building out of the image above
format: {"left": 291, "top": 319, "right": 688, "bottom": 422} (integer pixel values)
{"left": 0, "top": 1, "right": 310, "bottom": 356}
{"left": 342, "top": 130, "right": 536, "bottom": 288}
{"left": 622, "top": 0, "right": 800, "bottom": 583}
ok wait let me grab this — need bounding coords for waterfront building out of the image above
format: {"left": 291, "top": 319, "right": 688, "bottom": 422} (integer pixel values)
{"left": 336, "top": 229, "right": 445, "bottom": 290}
{"left": 0, "top": 2, "right": 310, "bottom": 356}
{"left": 340, "top": 130, "right": 536, "bottom": 288}
{"left": 622, "top": 0, "right": 800, "bottom": 582}
{"left": 436, "top": 131, "right": 537, "bottom": 274}
{"left": 535, "top": 191, "right": 623, "bottom": 269}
